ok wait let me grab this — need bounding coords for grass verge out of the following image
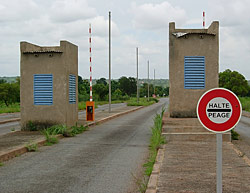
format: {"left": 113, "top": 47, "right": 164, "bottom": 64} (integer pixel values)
{"left": 0, "top": 103, "right": 20, "bottom": 114}
{"left": 41, "top": 124, "right": 87, "bottom": 146}
{"left": 231, "top": 129, "right": 240, "bottom": 140}
{"left": 0, "top": 162, "right": 3, "bottom": 167}
{"left": 239, "top": 97, "right": 250, "bottom": 112}
{"left": 136, "top": 108, "right": 166, "bottom": 193}
{"left": 127, "top": 97, "right": 159, "bottom": 107}
{"left": 26, "top": 142, "right": 38, "bottom": 152}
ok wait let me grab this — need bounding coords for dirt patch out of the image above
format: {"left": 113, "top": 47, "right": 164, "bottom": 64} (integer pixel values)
{"left": 0, "top": 131, "right": 44, "bottom": 153}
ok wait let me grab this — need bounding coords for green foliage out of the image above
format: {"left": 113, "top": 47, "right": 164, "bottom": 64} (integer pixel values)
{"left": 0, "top": 103, "right": 20, "bottom": 114}
{"left": 127, "top": 97, "right": 158, "bottom": 106}
{"left": 118, "top": 76, "right": 137, "bottom": 96}
{"left": 64, "top": 125, "right": 87, "bottom": 137}
{"left": 96, "top": 77, "right": 107, "bottom": 85}
{"left": 0, "top": 162, "right": 4, "bottom": 167}
{"left": 135, "top": 109, "right": 165, "bottom": 192}
{"left": 231, "top": 129, "right": 240, "bottom": 140}
{"left": 0, "top": 79, "right": 7, "bottom": 84}
{"left": 26, "top": 142, "right": 38, "bottom": 152}
{"left": 93, "top": 83, "right": 109, "bottom": 101}
{"left": 219, "top": 69, "right": 250, "bottom": 97}
{"left": 42, "top": 130, "right": 58, "bottom": 146}
{"left": 26, "top": 121, "right": 37, "bottom": 131}
{"left": 239, "top": 97, "right": 250, "bottom": 112}
{"left": 0, "top": 81, "right": 20, "bottom": 106}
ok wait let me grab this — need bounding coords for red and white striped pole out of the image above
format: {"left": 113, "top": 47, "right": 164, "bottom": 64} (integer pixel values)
{"left": 203, "top": 11, "right": 205, "bottom": 28}
{"left": 89, "top": 23, "right": 93, "bottom": 102}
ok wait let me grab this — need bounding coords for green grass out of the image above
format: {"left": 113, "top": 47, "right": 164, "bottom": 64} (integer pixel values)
{"left": 0, "top": 103, "right": 20, "bottom": 114}
{"left": 136, "top": 108, "right": 166, "bottom": 192}
{"left": 78, "top": 100, "right": 126, "bottom": 110}
{"left": 26, "top": 142, "right": 38, "bottom": 152}
{"left": 0, "top": 162, "right": 4, "bottom": 167}
{"left": 127, "top": 97, "right": 158, "bottom": 107}
{"left": 239, "top": 97, "right": 250, "bottom": 112}
{"left": 231, "top": 129, "right": 240, "bottom": 140}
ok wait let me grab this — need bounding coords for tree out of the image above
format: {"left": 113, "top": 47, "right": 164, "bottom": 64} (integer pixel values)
{"left": 219, "top": 69, "right": 250, "bottom": 97}
{"left": 0, "top": 82, "right": 20, "bottom": 106}
{"left": 96, "top": 78, "right": 107, "bottom": 85}
{"left": 0, "top": 79, "right": 6, "bottom": 84}
{"left": 93, "top": 84, "right": 108, "bottom": 101}
{"left": 118, "top": 76, "right": 137, "bottom": 96}
{"left": 111, "top": 80, "right": 119, "bottom": 93}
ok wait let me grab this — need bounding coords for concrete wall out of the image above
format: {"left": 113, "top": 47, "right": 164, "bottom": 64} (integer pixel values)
{"left": 169, "top": 21, "right": 219, "bottom": 117}
{"left": 20, "top": 40, "right": 78, "bottom": 128}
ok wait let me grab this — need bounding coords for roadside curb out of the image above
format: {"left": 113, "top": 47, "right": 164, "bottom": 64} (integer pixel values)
{"left": 229, "top": 142, "right": 250, "bottom": 166}
{"left": 0, "top": 106, "right": 144, "bottom": 163}
{"left": 0, "top": 118, "right": 20, "bottom": 125}
{"left": 145, "top": 145, "right": 166, "bottom": 193}
{"left": 85, "top": 106, "right": 144, "bottom": 127}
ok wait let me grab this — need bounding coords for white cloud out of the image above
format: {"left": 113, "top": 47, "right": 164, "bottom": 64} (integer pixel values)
{"left": 131, "top": 2, "right": 187, "bottom": 30}
{"left": 50, "top": 0, "right": 97, "bottom": 23}
{"left": 0, "top": 0, "right": 40, "bottom": 22}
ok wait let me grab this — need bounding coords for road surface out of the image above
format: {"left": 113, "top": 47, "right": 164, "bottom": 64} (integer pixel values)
{"left": 0, "top": 98, "right": 168, "bottom": 193}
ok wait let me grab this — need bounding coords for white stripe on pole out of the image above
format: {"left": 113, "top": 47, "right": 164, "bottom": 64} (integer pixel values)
{"left": 89, "top": 23, "right": 93, "bottom": 102}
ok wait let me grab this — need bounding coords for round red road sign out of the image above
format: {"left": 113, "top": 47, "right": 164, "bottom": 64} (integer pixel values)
{"left": 197, "top": 88, "right": 242, "bottom": 133}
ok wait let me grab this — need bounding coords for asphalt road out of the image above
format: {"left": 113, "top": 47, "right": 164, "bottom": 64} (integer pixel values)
{"left": 0, "top": 98, "right": 168, "bottom": 193}
{"left": 0, "top": 103, "right": 127, "bottom": 136}
{"left": 235, "top": 116, "right": 250, "bottom": 145}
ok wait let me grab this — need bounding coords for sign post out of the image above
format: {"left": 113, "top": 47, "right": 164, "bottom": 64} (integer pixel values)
{"left": 197, "top": 88, "right": 242, "bottom": 193}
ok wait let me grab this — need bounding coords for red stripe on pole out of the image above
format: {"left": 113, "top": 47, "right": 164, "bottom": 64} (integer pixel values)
{"left": 90, "top": 77, "right": 92, "bottom": 81}
{"left": 90, "top": 57, "right": 91, "bottom": 62}
{"left": 90, "top": 87, "right": 92, "bottom": 91}
{"left": 90, "top": 96, "right": 92, "bottom": 99}
{"left": 89, "top": 38, "right": 91, "bottom": 43}
{"left": 203, "top": 11, "right": 205, "bottom": 17}
{"left": 90, "top": 66, "right": 92, "bottom": 71}
{"left": 89, "top": 28, "right": 91, "bottom": 34}
{"left": 90, "top": 47, "right": 91, "bottom": 52}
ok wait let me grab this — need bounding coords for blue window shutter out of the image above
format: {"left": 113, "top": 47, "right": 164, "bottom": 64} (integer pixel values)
{"left": 184, "top": 56, "right": 205, "bottom": 89}
{"left": 69, "top": 74, "right": 76, "bottom": 104}
{"left": 34, "top": 74, "right": 53, "bottom": 105}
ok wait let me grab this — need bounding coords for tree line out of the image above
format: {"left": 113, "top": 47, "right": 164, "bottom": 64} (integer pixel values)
{"left": 78, "top": 76, "right": 169, "bottom": 102}
{"left": 1, "top": 69, "right": 249, "bottom": 107}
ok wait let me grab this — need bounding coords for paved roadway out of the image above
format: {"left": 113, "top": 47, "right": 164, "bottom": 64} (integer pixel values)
{"left": 235, "top": 116, "right": 250, "bottom": 145}
{"left": 0, "top": 103, "right": 127, "bottom": 136}
{"left": 0, "top": 98, "right": 168, "bottom": 193}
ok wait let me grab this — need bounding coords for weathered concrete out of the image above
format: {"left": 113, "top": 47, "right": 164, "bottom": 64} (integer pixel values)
{"left": 20, "top": 41, "right": 78, "bottom": 128}
{"left": 169, "top": 21, "right": 219, "bottom": 117}
{"left": 156, "top": 112, "right": 250, "bottom": 193}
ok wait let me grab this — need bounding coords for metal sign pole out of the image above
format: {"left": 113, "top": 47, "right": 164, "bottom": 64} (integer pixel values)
{"left": 216, "top": 133, "right": 222, "bottom": 193}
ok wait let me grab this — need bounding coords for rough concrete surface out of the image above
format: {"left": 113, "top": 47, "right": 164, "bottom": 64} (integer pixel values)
{"left": 157, "top": 112, "right": 250, "bottom": 193}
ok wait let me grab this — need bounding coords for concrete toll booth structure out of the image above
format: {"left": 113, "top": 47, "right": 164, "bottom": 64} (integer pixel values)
{"left": 20, "top": 41, "right": 78, "bottom": 128}
{"left": 169, "top": 21, "right": 219, "bottom": 118}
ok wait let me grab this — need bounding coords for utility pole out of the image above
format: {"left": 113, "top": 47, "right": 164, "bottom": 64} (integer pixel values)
{"left": 148, "top": 60, "right": 149, "bottom": 102}
{"left": 154, "top": 69, "right": 155, "bottom": 95}
{"left": 136, "top": 47, "right": 139, "bottom": 103}
{"left": 109, "top": 11, "right": 111, "bottom": 113}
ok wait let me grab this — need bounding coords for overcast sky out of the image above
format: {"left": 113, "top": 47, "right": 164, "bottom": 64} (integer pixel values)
{"left": 0, "top": 0, "right": 249, "bottom": 79}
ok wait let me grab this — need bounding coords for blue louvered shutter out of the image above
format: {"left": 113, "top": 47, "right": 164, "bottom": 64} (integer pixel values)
{"left": 184, "top": 56, "right": 205, "bottom": 89}
{"left": 69, "top": 74, "right": 76, "bottom": 104}
{"left": 34, "top": 74, "right": 53, "bottom": 105}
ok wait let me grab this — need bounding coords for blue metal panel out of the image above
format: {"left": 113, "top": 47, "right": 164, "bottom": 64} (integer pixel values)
{"left": 184, "top": 56, "right": 205, "bottom": 89}
{"left": 34, "top": 74, "right": 53, "bottom": 105}
{"left": 69, "top": 74, "right": 76, "bottom": 104}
